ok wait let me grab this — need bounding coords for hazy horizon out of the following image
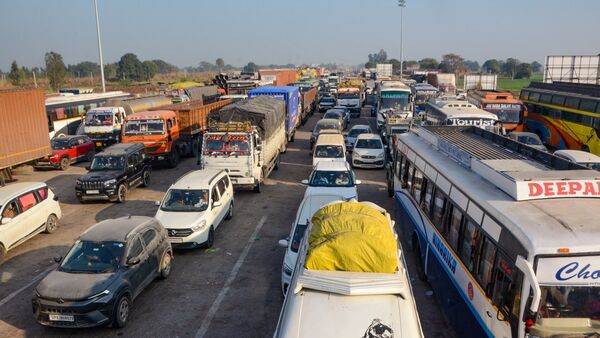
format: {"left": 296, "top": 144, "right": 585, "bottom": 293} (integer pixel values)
{"left": 1, "top": 0, "right": 599, "bottom": 71}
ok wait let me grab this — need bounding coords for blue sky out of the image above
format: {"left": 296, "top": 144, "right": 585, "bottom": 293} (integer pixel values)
{"left": 1, "top": 0, "right": 599, "bottom": 70}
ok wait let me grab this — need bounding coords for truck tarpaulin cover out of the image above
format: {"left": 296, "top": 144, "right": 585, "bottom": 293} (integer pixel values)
{"left": 211, "top": 96, "right": 285, "bottom": 138}
{"left": 305, "top": 201, "right": 398, "bottom": 273}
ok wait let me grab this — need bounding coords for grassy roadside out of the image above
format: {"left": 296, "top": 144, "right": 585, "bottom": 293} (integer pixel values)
{"left": 456, "top": 73, "right": 543, "bottom": 94}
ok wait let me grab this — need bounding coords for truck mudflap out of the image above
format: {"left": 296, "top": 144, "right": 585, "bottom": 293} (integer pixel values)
{"left": 229, "top": 176, "right": 257, "bottom": 190}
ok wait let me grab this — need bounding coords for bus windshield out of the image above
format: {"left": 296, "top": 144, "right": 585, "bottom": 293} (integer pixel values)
{"left": 85, "top": 112, "right": 113, "bottom": 126}
{"left": 204, "top": 135, "right": 250, "bottom": 155}
{"left": 380, "top": 92, "right": 410, "bottom": 111}
{"left": 124, "top": 119, "right": 165, "bottom": 135}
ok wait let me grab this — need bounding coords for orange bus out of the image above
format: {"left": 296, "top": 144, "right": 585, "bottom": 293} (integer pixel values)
{"left": 467, "top": 90, "right": 527, "bottom": 132}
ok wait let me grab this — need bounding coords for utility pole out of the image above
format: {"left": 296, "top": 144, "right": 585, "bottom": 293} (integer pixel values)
{"left": 94, "top": 0, "right": 106, "bottom": 92}
{"left": 32, "top": 71, "right": 37, "bottom": 88}
{"left": 398, "top": 0, "right": 406, "bottom": 79}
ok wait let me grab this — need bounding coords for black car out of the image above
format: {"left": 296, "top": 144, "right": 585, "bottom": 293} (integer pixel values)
{"left": 75, "top": 143, "right": 151, "bottom": 203}
{"left": 323, "top": 110, "right": 348, "bottom": 130}
{"left": 33, "top": 216, "right": 173, "bottom": 328}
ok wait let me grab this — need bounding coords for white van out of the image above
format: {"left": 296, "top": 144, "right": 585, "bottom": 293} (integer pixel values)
{"left": 553, "top": 149, "right": 600, "bottom": 171}
{"left": 312, "top": 133, "right": 346, "bottom": 166}
{"left": 274, "top": 201, "right": 423, "bottom": 338}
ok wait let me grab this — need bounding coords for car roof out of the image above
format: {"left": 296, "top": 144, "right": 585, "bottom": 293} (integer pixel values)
{"left": 171, "top": 169, "right": 225, "bottom": 189}
{"left": 356, "top": 133, "right": 382, "bottom": 140}
{"left": 315, "top": 118, "right": 340, "bottom": 127}
{"left": 349, "top": 124, "right": 370, "bottom": 130}
{"left": 324, "top": 110, "right": 343, "bottom": 116}
{"left": 80, "top": 216, "right": 159, "bottom": 242}
{"left": 313, "top": 160, "right": 350, "bottom": 171}
{"left": 0, "top": 182, "right": 47, "bottom": 205}
{"left": 99, "top": 142, "right": 145, "bottom": 156}
{"left": 315, "top": 134, "right": 345, "bottom": 145}
{"left": 318, "top": 129, "right": 341, "bottom": 134}
{"left": 554, "top": 150, "right": 600, "bottom": 163}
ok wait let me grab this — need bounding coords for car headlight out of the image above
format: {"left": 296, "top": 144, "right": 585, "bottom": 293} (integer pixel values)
{"left": 49, "top": 154, "right": 59, "bottom": 159}
{"left": 191, "top": 220, "right": 207, "bottom": 232}
{"left": 76, "top": 179, "right": 82, "bottom": 186}
{"left": 87, "top": 289, "right": 110, "bottom": 300}
{"left": 377, "top": 152, "right": 385, "bottom": 159}
{"left": 104, "top": 179, "right": 117, "bottom": 187}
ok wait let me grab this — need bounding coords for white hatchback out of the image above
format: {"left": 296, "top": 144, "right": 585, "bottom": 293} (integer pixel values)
{"left": 302, "top": 161, "right": 360, "bottom": 200}
{"left": 154, "top": 169, "right": 234, "bottom": 249}
{"left": 0, "top": 182, "right": 62, "bottom": 260}
{"left": 352, "top": 133, "right": 386, "bottom": 169}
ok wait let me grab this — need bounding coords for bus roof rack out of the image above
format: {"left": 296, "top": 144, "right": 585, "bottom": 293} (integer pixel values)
{"left": 527, "top": 82, "right": 600, "bottom": 97}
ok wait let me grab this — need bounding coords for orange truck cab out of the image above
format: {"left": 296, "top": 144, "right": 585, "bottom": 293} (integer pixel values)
{"left": 122, "top": 110, "right": 182, "bottom": 167}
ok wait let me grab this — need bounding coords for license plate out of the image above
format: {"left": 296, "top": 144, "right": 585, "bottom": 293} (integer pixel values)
{"left": 168, "top": 238, "right": 183, "bottom": 243}
{"left": 95, "top": 142, "right": 102, "bottom": 147}
{"left": 87, "top": 190, "right": 100, "bottom": 194}
{"left": 49, "top": 314, "right": 74, "bottom": 322}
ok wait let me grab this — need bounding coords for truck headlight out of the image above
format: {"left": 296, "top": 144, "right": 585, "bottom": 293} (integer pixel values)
{"left": 191, "top": 220, "right": 207, "bottom": 232}
{"left": 104, "top": 179, "right": 117, "bottom": 187}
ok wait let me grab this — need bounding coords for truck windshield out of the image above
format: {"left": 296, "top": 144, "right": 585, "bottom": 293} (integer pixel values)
{"left": 125, "top": 119, "right": 164, "bottom": 135}
{"left": 161, "top": 189, "right": 209, "bottom": 212}
{"left": 85, "top": 112, "right": 113, "bottom": 126}
{"left": 531, "top": 285, "right": 600, "bottom": 337}
{"left": 204, "top": 135, "right": 250, "bottom": 155}
{"left": 90, "top": 156, "right": 125, "bottom": 171}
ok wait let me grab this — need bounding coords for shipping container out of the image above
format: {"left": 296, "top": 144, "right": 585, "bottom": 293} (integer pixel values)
{"left": 259, "top": 69, "right": 298, "bottom": 86}
{"left": 427, "top": 73, "right": 456, "bottom": 95}
{"left": 463, "top": 74, "right": 497, "bottom": 90}
{"left": 0, "top": 89, "right": 51, "bottom": 185}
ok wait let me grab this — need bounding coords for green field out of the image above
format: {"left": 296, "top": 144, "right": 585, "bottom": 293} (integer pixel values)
{"left": 456, "top": 73, "right": 543, "bottom": 94}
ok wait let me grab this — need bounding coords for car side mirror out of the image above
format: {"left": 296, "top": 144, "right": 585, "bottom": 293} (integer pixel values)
{"left": 127, "top": 257, "right": 141, "bottom": 266}
{"left": 213, "top": 201, "right": 222, "bottom": 208}
{"left": 356, "top": 180, "right": 362, "bottom": 185}
{"left": 53, "top": 256, "right": 63, "bottom": 263}
{"left": 1, "top": 217, "right": 12, "bottom": 225}
{"left": 155, "top": 201, "right": 161, "bottom": 206}
{"left": 301, "top": 179, "right": 309, "bottom": 185}
{"left": 278, "top": 239, "right": 289, "bottom": 248}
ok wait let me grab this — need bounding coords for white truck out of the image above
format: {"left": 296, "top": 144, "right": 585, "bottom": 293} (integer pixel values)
{"left": 202, "top": 96, "right": 287, "bottom": 193}
{"left": 376, "top": 63, "right": 393, "bottom": 79}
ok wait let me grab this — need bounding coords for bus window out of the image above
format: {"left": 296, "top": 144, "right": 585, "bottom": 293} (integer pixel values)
{"left": 446, "top": 205, "right": 463, "bottom": 251}
{"left": 492, "top": 254, "right": 523, "bottom": 319}
{"left": 529, "top": 92, "right": 540, "bottom": 102}
{"left": 540, "top": 94, "right": 552, "bottom": 104}
{"left": 423, "top": 181, "right": 434, "bottom": 215}
{"left": 432, "top": 189, "right": 447, "bottom": 231}
{"left": 404, "top": 161, "right": 414, "bottom": 191}
{"left": 477, "top": 237, "right": 497, "bottom": 296}
{"left": 412, "top": 168, "right": 424, "bottom": 203}
{"left": 565, "top": 97, "right": 580, "bottom": 109}
{"left": 551, "top": 95, "right": 565, "bottom": 106}
{"left": 580, "top": 99, "right": 598, "bottom": 112}
{"left": 395, "top": 155, "right": 404, "bottom": 179}
{"left": 459, "top": 221, "right": 480, "bottom": 273}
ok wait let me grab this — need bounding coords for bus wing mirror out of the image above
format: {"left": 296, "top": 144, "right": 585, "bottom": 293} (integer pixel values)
{"left": 515, "top": 255, "right": 541, "bottom": 313}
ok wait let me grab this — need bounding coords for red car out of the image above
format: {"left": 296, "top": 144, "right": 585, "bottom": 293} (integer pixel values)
{"left": 35, "top": 135, "right": 95, "bottom": 170}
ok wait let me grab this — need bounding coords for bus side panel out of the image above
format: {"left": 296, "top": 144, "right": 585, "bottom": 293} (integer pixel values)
{"left": 394, "top": 191, "right": 493, "bottom": 338}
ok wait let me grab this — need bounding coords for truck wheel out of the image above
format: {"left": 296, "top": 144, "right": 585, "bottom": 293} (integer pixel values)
{"left": 168, "top": 150, "right": 179, "bottom": 168}
{"left": 254, "top": 180, "right": 262, "bottom": 193}
{"left": 59, "top": 157, "right": 70, "bottom": 171}
{"left": 116, "top": 184, "right": 127, "bottom": 203}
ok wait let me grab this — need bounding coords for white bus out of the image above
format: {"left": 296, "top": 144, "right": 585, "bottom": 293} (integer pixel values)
{"left": 425, "top": 98, "right": 498, "bottom": 128}
{"left": 376, "top": 81, "right": 413, "bottom": 130}
{"left": 386, "top": 125, "right": 600, "bottom": 338}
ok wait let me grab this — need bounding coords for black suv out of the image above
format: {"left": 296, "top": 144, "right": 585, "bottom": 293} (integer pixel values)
{"left": 75, "top": 143, "right": 151, "bottom": 203}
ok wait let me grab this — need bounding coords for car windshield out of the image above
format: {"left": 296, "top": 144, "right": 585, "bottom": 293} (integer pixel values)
{"left": 124, "top": 119, "right": 164, "bottom": 135}
{"left": 90, "top": 156, "right": 125, "bottom": 171}
{"left": 324, "top": 112, "right": 342, "bottom": 120}
{"left": 309, "top": 170, "right": 354, "bottom": 187}
{"left": 518, "top": 135, "right": 542, "bottom": 145}
{"left": 355, "top": 139, "right": 383, "bottom": 149}
{"left": 85, "top": 112, "right": 113, "bottom": 126}
{"left": 314, "top": 145, "right": 344, "bottom": 158}
{"left": 60, "top": 240, "right": 125, "bottom": 273}
{"left": 532, "top": 285, "right": 600, "bottom": 336}
{"left": 51, "top": 139, "right": 70, "bottom": 150}
{"left": 348, "top": 128, "right": 369, "bottom": 137}
{"left": 161, "top": 189, "right": 209, "bottom": 212}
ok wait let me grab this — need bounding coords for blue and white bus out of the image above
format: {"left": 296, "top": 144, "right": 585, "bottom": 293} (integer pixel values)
{"left": 386, "top": 125, "right": 600, "bottom": 337}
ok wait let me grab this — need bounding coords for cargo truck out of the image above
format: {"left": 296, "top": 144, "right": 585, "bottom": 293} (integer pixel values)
{"left": 84, "top": 95, "right": 172, "bottom": 149}
{"left": 427, "top": 73, "right": 456, "bottom": 95}
{"left": 247, "top": 86, "right": 300, "bottom": 142}
{"left": 376, "top": 63, "right": 393, "bottom": 79}
{"left": 298, "top": 87, "right": 317, "bottom": 125}
{"left": 122, "top": 99, "right": 232, "bottom": 167}
{"left": 0, "top": 89, "right": 51, "bottom": 186}
{"left": 202, "top": 96, "right": 287, "bottom": 192}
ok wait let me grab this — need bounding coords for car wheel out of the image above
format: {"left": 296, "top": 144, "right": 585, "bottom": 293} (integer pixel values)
{"left": 87, "top": 150, "right": 95, "bottom": 162}
{"left": 205, "top": 226, "right": 215, "bottom": 248}
{"left": 225, "top": 201, "right": 234, "bottom": 220}
{"left": 141, "top": 171, "right": 150, "bottom": 187}
{"left": 116, "top": 184, "right": 127, "bottom": 203}
{"left": 44, "top": 214, "right": 59, "bottom": 234}
{"left": 59, "top": 157, "right": 70, "bottom": 171}
{"left": 159, "top": 252, "right": 172, "bottom": 279}
{"left": 113, "top": 295, "right": 130, "bottom": 328}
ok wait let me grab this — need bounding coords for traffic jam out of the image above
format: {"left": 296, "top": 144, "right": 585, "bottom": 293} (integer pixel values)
{"left": 1, "top": 62, "right": 600, "bottom": 338}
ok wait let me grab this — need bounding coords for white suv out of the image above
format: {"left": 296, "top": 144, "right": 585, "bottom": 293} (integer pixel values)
{"left": 154, "top": 169, "right": 234, "bottom": 249}
{"left": 0, "top": 182, "right": 62, "bottom": 260}
{"left": 302, "top": 161, "right": 360, "bottom": 200}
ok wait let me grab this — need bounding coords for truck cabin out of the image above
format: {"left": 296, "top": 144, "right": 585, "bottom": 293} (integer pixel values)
{"left": 204, "top": 123, "right": 254, "bottom": 157}
{"left": 85, "top": 108, "right": 125, "bottom": 128}
{"left": 123, "top": 110, "right": 178, "bottom": 140}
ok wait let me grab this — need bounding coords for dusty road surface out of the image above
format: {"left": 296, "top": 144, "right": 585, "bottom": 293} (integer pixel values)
{"left": 0, "top": 108, "right": 456, "bottom": 338}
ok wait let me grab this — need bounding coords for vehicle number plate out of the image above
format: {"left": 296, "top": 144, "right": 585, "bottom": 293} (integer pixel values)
{"left": 95, "top": 142, "right": 102, "bottom": 147}
{"left": 49, "top": 314, "right": 74, "bottom": 322}
{"left": 168, "top": 238, "right": 183, "bottom": 243}
{"left": 86, "top": 190, "right": 100, "bottom": 194}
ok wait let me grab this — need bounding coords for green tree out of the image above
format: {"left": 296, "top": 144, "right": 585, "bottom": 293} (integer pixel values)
{"left": 482, "top": 59, "right": 501, "bottom": 74}
{"left": 117, "top": 53, "right": 145, "bottom": 81}
{"left": 68, "top": 61, "right": 100, "bottom": 77}
{"left": 418, "top": 58, "right": 438, "bottom": 70}
{"left": 365, "top": 49, "right": 388, "bottom": 68}
{"left": 531, "top": 61, "right": 543, "bottom": 73}
{"left": 216, "top": 58, "right": 225, "bottom": 71}
{"left": 515, "top": 63, "right": 532, "bottom": 79}
{"left": 142, "top": 60, "right": 158, "bottom": 81}
{"left": 104, "top": 63, "right": 118, "bottom": 80}
{"left": 388, "top": 58, "right": 401, "bottom": 73}
{"left": 502, "top": 58, "right": 520, "bottom": 79}
{"left": 152, "top": 59, "right": 178, "bottom": 73}
{"left": 439, "top": 53, "right": 465, "bottom": 73}
{"left": 45, "top": 51, "right": 67, "bottom": 91}
{"left": 8, "top": 61, "right": 25, "bottom": 85}
{"left": 243, "top": 62, "right": 258, "bottom": 73}
{"left": 464, "top": 60, "right": 480, "bottom": 72}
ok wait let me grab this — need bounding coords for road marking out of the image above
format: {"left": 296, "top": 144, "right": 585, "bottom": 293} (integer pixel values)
{"left": 195, "top": 215, "right": 267, "bottom": 338}
{"left": 0, "top": 265, "right": 55, "bottom": 307}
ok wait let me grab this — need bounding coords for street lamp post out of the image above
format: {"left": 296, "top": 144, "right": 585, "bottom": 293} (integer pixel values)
{"left": 398, "top": 0, "right": 406, "bottom": 79}
{"left": 94, "top": 0, "right": 106, "bottom": 92}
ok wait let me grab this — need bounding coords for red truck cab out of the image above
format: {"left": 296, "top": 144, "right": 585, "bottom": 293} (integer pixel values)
{"left": 34, "top": 135, "right": 95, "bottom": 170}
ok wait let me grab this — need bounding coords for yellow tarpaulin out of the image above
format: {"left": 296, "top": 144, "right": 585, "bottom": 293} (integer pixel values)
{"left": 168, "top": 81, "right": 204, "bottom": 90}
{"left": 304, "top": 201, "right": 398, "bottom": 273}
